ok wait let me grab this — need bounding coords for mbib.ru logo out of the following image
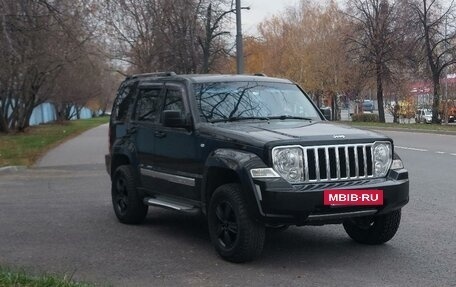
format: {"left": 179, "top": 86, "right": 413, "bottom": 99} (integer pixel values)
{"left": 324, "top": 190, "right": 383, "bottom": 206}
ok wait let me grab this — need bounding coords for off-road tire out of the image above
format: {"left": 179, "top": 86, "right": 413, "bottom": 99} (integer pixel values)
{"left": 111, "top": 165, "right": 148, "bottom": 224}
{"left": 208, "top": 183, "right": 265, "bottom": 263}
{"left": 343, "top": 209, "right": 401, "bottom": 245}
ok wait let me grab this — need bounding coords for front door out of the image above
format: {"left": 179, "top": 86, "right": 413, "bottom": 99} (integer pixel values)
{"left": 151, "top": 83, "right": 200, "bottom": 200}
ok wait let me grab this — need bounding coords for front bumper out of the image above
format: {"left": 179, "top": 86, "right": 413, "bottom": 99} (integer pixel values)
{"left": 251, "top": 169, "right": 409, "bottom": 225}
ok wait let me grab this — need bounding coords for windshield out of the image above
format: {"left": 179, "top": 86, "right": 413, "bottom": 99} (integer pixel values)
{"left": 193, "top": 81, "right": 321, "bottom": 122}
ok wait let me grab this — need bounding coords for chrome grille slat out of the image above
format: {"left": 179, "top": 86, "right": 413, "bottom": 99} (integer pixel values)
{"left": 335, "top": 147, "right": 341, "bottom": 180}
{"left": 354, "top": 146, "right": 359, "bottom": 178}
{"left": 345, "top": 146, "right": 350, "bottom": 178}
{"left": 299, "top": 144, "right": 374, "bottom": 183}
{"left": 303, "top": 148, "right": 309, "bottom": 182}
{"left": 325, "top": 147, "right": 330, "bottom": 181}
{"left": 314, "top": 148, "right": 320, "bottom": 182}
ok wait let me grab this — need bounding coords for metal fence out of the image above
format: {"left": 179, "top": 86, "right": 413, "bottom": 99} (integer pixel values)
{"left": 29, "top": 103, "right": 93, "bottom": 126}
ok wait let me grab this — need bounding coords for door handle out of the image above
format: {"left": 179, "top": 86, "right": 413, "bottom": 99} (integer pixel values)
{"left": 127, "top": 126, "right": 137, "bottom": 134}
{"left": 154, "top": 131, "right": 166, "bottom": 138}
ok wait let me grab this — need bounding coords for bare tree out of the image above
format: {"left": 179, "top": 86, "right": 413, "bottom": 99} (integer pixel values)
{"left": 199, "top": 0, "right": 233, "bottom": 73}
{"left": 345, "top": 0, "right": 409, "bottom": 123}
{"left": 0, "top": 0, "right": 97, "bottom": 132}
{"left": 100, "top": 0, "right": 231, "bottom": 74}
{"left": 51, "top": 50, "right": 117, "bottom": 121}
{"left": 408, "top": 0, "right": 456, "bottom": 123}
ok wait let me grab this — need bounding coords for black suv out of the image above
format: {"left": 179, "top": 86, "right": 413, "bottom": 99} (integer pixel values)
{"left": 106, "top": 72, "right": 409, "bottom": 262}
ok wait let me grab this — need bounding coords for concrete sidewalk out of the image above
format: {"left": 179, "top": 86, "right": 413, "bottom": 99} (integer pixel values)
{"left": 35, "top": 123, "right": 109, "bottom": 167}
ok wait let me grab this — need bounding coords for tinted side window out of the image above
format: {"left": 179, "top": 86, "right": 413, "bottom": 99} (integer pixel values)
{"left": 134, "top": 87, "right": 162, "bottom": 122}
{"left": 113, "top": 84, "right": 133, "bottom": 121}
{"left": 163, "top": 89, "right": 184, "bottom": 113}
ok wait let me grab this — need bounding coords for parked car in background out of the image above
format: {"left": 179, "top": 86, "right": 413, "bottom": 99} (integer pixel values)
{"left": 415, "top": 109, "right": 432, "bottom": 124}
{"left": 362, "top": 100, "right": 374, "bottom": 113}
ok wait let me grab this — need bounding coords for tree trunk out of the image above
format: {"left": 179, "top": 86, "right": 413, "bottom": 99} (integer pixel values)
{"left": 0, "top": 110, "right": 9, "bottom": 133}
{"left": 331, "top": 94, "right": 339, "bottom": 121}
{"left": 17, "top": 102, "right": 34, "bottom": 132}
{"left": 65, "top": 104, "right": 74, "bottom": 120}
{"left": 432, "top": 76, "right": 440, "bottom": 123}
{"left": 376, "top": 63, "right": 385, "bottom": 123}
{"left": 76, "top": 106, "right": 81, "bottom": 119}
{"left": 393, "top": 96, "right": 399, "bottom": 124}
{"left": 201, "top": 4, "right": 212, "bottom": 74}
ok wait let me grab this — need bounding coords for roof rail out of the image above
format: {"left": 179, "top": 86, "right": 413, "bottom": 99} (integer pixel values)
{"left": 128, "top": 72, "right": 177, "bottom": 80}
{"left": 253, "top": 73, "right": 267, "bottom": 77}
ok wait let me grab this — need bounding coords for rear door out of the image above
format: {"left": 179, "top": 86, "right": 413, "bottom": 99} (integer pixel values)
{"left": 131, "top": 83, "right": 164, "bottom": 189}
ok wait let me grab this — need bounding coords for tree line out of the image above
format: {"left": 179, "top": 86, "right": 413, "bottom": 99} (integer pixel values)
{"left": 0, "top": 0, "right": 236, "bottom": 133}
{"left": 243, "top": 0, "right": 456, "bottom": 123}
{"left": 1, "top": 0, "right": 455, "bottom": 133}
{"left": 0, "top": 0, "right": 120, "bottom": 132}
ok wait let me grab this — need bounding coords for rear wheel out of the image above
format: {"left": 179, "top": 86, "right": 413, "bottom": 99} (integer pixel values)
{"left": 208, "top": 183, "right": 265, "bottom": 263}
{"left": 343, "top": 209, "right": 401, "bottom": 244}
{"left": 111, "top": 165, "right": 148, "bottom": 224}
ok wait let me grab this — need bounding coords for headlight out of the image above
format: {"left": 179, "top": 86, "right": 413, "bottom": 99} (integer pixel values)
{"left": 372, "top": 141, "right": 392, "bottom": 177}
{"left": 272, "top": 146, "right": 304, "bottom": 183}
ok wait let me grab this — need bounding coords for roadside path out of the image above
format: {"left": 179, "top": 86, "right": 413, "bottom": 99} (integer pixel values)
{"left": 35, "top": 123, "right": 109, "bottom": 167}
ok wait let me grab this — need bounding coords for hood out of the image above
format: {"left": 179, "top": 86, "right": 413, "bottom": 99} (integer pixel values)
{"left": 199, "top": 120, "right": 390, "bottom": 148}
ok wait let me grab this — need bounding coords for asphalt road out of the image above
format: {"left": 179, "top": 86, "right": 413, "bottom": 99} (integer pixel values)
{"left": 1, "top": 125, "right": 455, "bottom": 286}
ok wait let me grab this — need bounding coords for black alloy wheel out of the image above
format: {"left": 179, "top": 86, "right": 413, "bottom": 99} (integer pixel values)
{"left": 114, "top": 175, "right": 129, "bottom": 217}
{"left": 214, "top": 201, "right": 239, "bottom": 249}
{"left": 111, "top": 165, "right": 148, "bottom": 224}
{"left": 208, "top": 183, "right": 265, "bottom": 263}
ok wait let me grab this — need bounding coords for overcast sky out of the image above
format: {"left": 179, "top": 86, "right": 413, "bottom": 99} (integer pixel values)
{"left": 235, "top": 0, "right": 453, "bottom": 36}
{"left": 238, "top": 0, "right": 301, "bottom": 35}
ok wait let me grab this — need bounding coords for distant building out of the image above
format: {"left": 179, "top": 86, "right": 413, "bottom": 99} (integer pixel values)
{"left": 409, "top": 74, "right": 456, "bottom": 108}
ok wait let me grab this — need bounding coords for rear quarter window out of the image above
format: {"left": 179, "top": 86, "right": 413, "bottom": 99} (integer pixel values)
{"left": 112, "top": 84, "right": 134, "bottom": 122}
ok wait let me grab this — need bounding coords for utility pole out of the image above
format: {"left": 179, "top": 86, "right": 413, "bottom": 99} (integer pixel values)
{"left": 235, "top": 0, "right": 244, "bottom": 74}
{"left": 444, "top": 15, "right": 449, "bottom": 124}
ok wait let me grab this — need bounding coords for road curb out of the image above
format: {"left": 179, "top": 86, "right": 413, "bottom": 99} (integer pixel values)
{"left": 0, "top": 166, "right": 26, "bottom": 174}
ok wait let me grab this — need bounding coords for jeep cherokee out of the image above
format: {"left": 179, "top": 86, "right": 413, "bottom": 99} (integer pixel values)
{"left": 105, "top": 72, "right": 409, "bottom": 262}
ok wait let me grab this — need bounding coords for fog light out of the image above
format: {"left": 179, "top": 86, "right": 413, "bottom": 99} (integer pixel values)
{"left": 250, "top": 168, "right": 280, "bottom": 178}
{"left": 390, "top": 159, "right": 404, "bottom": 170}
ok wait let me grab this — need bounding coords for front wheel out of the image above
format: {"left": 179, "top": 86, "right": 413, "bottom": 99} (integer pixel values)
{"left": 343, "top": 209, "right": 401, "bottom": 245}
{"left": 111, "top": 165, "right": 148, "bottom": 224}
{"left": 208, "top": 183, "right": 265, "bottom": 263}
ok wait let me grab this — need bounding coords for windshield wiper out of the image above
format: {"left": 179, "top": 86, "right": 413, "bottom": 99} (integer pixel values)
{"left": 210, "top": 116, "right": 270, "bottom": 123}
{"left": 209, "top": 115, "right": 314, "bottom": 123}
{"left": 268, "top": 115, "right": 313, "bottom": 121}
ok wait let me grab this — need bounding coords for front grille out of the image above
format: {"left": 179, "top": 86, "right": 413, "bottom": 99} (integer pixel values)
{"left": 302, "top": 144, "right": 374, "bottom": 183}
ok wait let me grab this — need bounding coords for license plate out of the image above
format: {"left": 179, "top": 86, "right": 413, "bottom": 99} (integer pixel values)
{"left": 324, "top": 189, "right": 383, "bottom": 206}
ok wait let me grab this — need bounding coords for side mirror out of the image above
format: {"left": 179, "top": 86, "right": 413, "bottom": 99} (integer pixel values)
{"left": 320, "top": 107, "right": 332, "bottom": 121}
{"left": 162, "top": 110, "right": 189, "bottom": 128}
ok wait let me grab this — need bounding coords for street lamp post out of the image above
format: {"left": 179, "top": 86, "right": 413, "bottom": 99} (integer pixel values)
{"left": 236, "top": 0, "right": 244, "bottom": 74}
{"left": 444, "top": 15, "right": 449, "bottom": 124}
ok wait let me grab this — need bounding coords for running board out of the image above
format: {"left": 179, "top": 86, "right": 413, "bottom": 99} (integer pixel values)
{"left": 144, "top": 197, "right": 199, "bottom": 214}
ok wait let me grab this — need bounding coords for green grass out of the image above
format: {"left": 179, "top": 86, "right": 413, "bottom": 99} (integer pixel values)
{"left": 343, "top": 121, "right": 456, "bottom": 133}
{"left": 0, "top": 117, "right": 109, "bottom": 167}
{"left": 0, "top": 267, "right": 94, "bottom": 287}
